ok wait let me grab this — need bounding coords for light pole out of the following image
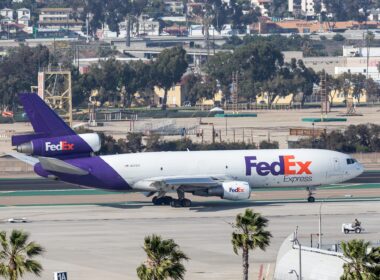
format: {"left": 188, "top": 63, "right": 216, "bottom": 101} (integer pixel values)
{"left": 289, "top": 269, "right": 299, "bottom": 280}
{"left": 318, "top": 194, "right": 353, "bottom": 249}
{"left": 290, "top": 226, "right": 302, "bottom": 280}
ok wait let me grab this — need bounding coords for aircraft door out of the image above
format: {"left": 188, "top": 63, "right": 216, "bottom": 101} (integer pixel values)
{"left": 329, "top": 157, "right": 343, "bottom": 181}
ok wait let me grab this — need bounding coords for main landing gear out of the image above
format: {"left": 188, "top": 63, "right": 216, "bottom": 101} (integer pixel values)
{"left": 151, "top": 189, "right": 192, "bottom": 208}
{"left": 307, "top": 187, "right": 316, "bottom": 203}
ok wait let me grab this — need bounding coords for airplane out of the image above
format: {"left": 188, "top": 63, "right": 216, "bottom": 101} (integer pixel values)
{"left": 10, "top": 93, "right": 364, "bottom": 207}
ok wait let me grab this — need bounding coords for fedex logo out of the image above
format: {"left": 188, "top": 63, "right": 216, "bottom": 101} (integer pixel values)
{"left": 229, "top": 187, "right": 245, "bottom": 193}
{"left": 245, "top": 155, "right": 312, "bottom": 176}
{"left": 45, "top": 141, "right": 74, "bottom": 152}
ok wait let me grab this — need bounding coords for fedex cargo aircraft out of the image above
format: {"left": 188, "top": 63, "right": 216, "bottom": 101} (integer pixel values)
{"left": 11, "top": 93, "right": 364, "bottom": 207}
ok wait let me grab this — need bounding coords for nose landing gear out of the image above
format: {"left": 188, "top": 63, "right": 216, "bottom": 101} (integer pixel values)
{"left": 307, "top": 187, "right": 316, "bottom": 203}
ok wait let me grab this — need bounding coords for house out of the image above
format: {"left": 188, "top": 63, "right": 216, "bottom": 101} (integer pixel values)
{"left": 256, "top": 92, "right": 294, "bottom": 107}
{"left": 251, "top": 0, "right": 272, "bottom": 17}
{"left": 164, "top": 1, "right": 184, "bottom": 15}
{"left": 153, "top": 85, "right": 184, "bottom": 107}
{"left": 368, "top": 8, "right": 380, "bottom": 21}
{"left": 330, "top": 89, "right": 368, "bottom": 105}
{"left": 197, "top": 91, "right": 223, "bottom": 106}
{"left": 0, "top": 8, "right": 14, "bottom": 23}
{"left": 38, "top": 8, "right": 83, "bottom": 30}
{"left": 17, "top": 8, "right": 30, "bottom": 26}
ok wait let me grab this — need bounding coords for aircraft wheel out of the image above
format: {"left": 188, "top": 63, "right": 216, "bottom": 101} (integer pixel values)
{"left": 170, "top": 199, "right": 181, "bottom": 208}
{"left": 307, "top": 196, "right": 315, "bottom": 203}
{"left": 181, "top": 199, "right": 192, "bottom": 208}
{"left": 152, "top": 196, "right": 159, "bottom": 205}
{"left": 163, "top": 196, "right": 173, "bottom": 205}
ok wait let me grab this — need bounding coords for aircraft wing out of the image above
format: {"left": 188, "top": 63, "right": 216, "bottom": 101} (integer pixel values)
{"left": 133, "top": 174, "right": 234, "bottom": 192}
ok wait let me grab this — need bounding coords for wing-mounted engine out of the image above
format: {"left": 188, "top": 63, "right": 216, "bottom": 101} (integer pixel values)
{"left": 194, "top": 181, "right": 251, "bottom": 201}
{"left": 14, "top": 133, "right": 101, "bottom": 157}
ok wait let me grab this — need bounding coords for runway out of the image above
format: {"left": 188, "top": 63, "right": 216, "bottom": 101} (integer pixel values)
{"left": 0, "top": 171, "right": 379, "bottom": 191}
{"left": 0, "top": 175, "right": 378, "bottom": 279}
{"left": 0, "top": 201, "right": 379, "bottom": 280}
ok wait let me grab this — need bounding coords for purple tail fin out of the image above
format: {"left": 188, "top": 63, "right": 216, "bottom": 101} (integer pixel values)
{"left": 12, "top": 93, "right": 75, "bottom": 146}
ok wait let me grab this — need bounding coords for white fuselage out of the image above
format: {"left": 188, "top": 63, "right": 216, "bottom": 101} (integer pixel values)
{"left": 100, "top": 149, "right": 363, "bottom": 189}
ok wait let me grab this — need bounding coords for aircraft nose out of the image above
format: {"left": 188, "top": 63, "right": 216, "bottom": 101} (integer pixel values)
{"left": 357, "top": 162, "right": 364, "bottom": 175}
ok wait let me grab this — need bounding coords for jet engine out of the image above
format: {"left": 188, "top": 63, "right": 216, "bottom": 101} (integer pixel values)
{"left": 16, "top": 133, "right": 101, "bottom": 157}
{"left": 193, "top": 181, "right": 251, "bottom": 201}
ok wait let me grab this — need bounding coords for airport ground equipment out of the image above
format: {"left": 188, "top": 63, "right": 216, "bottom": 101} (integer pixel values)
{"left": 342, "top": 223, "right": 364, "bottom": 234}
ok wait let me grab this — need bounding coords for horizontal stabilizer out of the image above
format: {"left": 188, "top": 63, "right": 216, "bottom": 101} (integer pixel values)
{"left": 39, "top": 157, "right": 89, "bottom": 175}
{"left": 7, "top": 152, "right": 39, "bottom": 166}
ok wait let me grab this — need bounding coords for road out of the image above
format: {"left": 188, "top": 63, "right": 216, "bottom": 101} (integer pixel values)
{"left": 0, "top": 171, "right": 379, "bottom": 192}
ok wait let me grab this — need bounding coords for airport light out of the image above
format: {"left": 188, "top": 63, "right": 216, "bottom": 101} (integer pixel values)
{"left": 318, "top": 194, "right": 353, "bottom": 249}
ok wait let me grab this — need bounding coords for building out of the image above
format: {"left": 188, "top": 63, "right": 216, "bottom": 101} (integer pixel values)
{"left": 164, "top": 1, "right": 184, "bottom": 15}
{"left": 153, "top": 85, "right": 184, "bottom": 107}
{"left": 16, "top": 8, "right": 30, "bottom": 26}
{"left": 197, "top": 91, "right": 223, "bottom": 106}
{"left": 251, "top": 0, "right": 272, "bottom": 17}
{"left": 0, "top": 8, "right": 14, "bottom": 23}
{"left": 335, "top": 66, "right": 380, "bottom": 81}
{"left": 301, "top": 0, "right": 316, "bottom": 17}
{"left": 38, "top": 8, "right": 83, "bottom": 30}
{"left": 330, "top": 88, "right": 368, "bottom": 105}
{"left": 368, "top": 8, "right": 380, "bottom": 21}
{"left": 275, "top": 234, "right": 345, "bottom": 280}
{"left": 343, "top": 45, "right": 380, "bottom": 57}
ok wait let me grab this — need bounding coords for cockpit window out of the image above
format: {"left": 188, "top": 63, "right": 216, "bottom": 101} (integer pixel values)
{"left": 346, "top": 158, "right": 356, "bottom": 165}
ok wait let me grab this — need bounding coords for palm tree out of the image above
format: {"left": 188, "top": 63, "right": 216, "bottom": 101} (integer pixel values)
{"left": 0, "top": 229, "right": 45, "bottom": 280}
{"left": 231, "top": 209, "right": 272, "bottom": 280}
{"left": 340, "top": 239, "right": 377, "bottom": 280}
{"left": 136, "top": 234, "right": 189, "bottom": 280}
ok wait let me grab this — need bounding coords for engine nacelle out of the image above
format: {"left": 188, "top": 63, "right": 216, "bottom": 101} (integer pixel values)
{"left": 193, "top": 181, "right": 251, "bottom": 201}
{"left": 16, "top": 133, "right": 101, "bottom": 157}
{"left": 220, "top": 181, "right": 251, "bottom": 200}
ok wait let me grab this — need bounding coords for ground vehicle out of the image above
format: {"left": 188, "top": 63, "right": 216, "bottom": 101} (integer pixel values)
{"left": 342, "top": 223, "right": 364, "bottom": 234}
{"left": 7, "top": 217, "right": 28, "bottom": 223}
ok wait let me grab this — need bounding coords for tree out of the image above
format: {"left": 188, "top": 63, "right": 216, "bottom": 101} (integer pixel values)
{"left": 340, "top": 239, "right": 378, "bottom": 280}
{"left": 87, "top": 58, "right": 124, "bottom": 106}
{"left": 0, "top": 45, "right": 51, "bottom": 106}
{"left": 123, "top": 60, "right": 154, "bottom": 107}
{"left": 153, "top": 47, "right": 188, "bottom": 110}
{"left": 0, "top": 229, "right": 45, "bottom": 280}
{"left": 231, "top": 209, "right": 272, "bottom": 280}
{"left": 136, "top": 234, "right": 189, "bottom": 280}
{"left": 182, "top": 73, "right": 217, "bottom": 105}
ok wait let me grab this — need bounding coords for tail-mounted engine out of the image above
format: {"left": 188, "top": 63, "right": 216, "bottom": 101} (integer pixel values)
{"left": 15, "top": 133, "right": 101, "bottom": 157}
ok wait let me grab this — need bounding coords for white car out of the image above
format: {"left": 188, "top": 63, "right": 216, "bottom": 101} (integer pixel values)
{"left": 6, "top": 217, "right": 28, "bottom": 223}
